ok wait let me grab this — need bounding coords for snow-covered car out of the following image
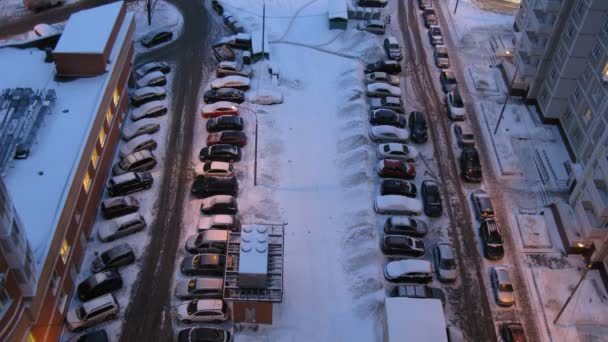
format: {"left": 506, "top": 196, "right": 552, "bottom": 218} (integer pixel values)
{"left": 247, "top": 89, "right": 283, "bottom": 105}
{"left": 141, "top": 30, "right": 173, "bottom": 48}
{"left": 201, "top": 101, "right": 239, "bottom": 119}
{"left": 428, "top": 25, "right": 444, "bottom": 46}
{"left": 213, "top": 33, "right": 252, "bottom": 50}
{"left": 174, "top": 277, "right": 224, "bottom": 300}
{"left": 200, "top": 195, "right": 238, "bottom": 215}
{"left": 446, "top": 90, "right": 465, "bottom": 121}
{"left": 433, "top": 243, "right": 457, "bottom": 283}
{"left": 136, "top": 70, "right": 167, "bottom": 88}
{"left": 374, "top": 195, "right": 423, "bottom": 215}
{"left": 383, "top": 36, "right": 403, "bottom": 61}
{"left": 377, "top": 143, "right": 418, "bottom": 162}
{"left": 384, "top": 216, "right": 428, "bottom": 237}
{"left": 176, "top": 299, "right": 230, "bottom": 324}
{"left": 65, "top": 294, "right": 118, "bottom": 332}
{"left": 135, "top": 61, "right": 171, "bottom": 79}
{"left": 357, "top": 20, "right": 386, "bottom": 35}
{"left": 453, "top": 122, "right": 475, "bottom": 147}
{"left": 369, "top": 125, "right": 409, "bottom": 143}
{"left": 33, "top": 23, "right": 60, "bottom": 37}
{"left": 211, "top": 75, "right": 250, "bottom": 91}
{"left": 366, "top": 83, "right": 402, "bottom": 98}
{"left": 119, "top": 135, "right": 157, "bottom": 158}
{"left": 100, "top": 196, "right": 139, "bottom": 219}
{"left": 434, "top": 45, "right": 450, "bottom": 68}
{"left": 384, "top": 259, "right": 433, "bottom": 283}
{"left": 370, "top": 96, "right": 404, "bottom": 113}
{"left": 112, "top": 150, "right": 157, "bottom": 175}
{"left": 216, "top": 61, "right": 252, "bottom": 78}
{"left": 122, "top": 119, "right": 160, "bottom": 141}
{"left": 377, "top": 159, "right": 416, "bottom": 179}
{"left": 364, "top": 72, "right": 400, "bottom": 86}
{"left": 98, "top": 213, "right": 146, "bottom": 242}
{"left": 194, "top": 161, "right": 234, "bottom": 177}
{"left": 491, "top": 266, "right": 515, "bottom": 306}
{"left": 130, "top": 86, "right": 166, "bottom": 107}
{"left": 197, "top": 214, "right": 240, "bottom": 231}
{"left": 131, "top": 99, "right": 168, "bottom": 121}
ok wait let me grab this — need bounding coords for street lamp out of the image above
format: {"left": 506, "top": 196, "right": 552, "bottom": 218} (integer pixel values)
{"left": 494, "top": 65, "right": 519, "bottom": 135}
{"left": 238, "top": 105, "right": 259, "bottom": 186}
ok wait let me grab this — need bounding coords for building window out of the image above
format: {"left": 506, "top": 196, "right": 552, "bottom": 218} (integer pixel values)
{"left": 82, "top": 171, "right": 92, "bottom": 193}
{"left": 58, "top": 291, "right": 68, "bottom": 314}
{"left": 70, "top": 264, "right": 78, "bottom": 283}
{"left": 113, "top": 88, "right": 120, "bottom": 107}
{"left": 583, "top": 107, "right": 592, "bottom": 124}
{"left": 566, "top": 23, "right": 574, "bottom": 38}
{"left": 603, "top": 62, "right": 608, "bottom": 81}
{"left": 50, "top": 270, "right": 60, "bottom": 295}
{"left": 91, "top": 148, "right": 99, "bottom": 169}
{"left": 592, "top": 43, "right": 601, "bottom": 60}
{"left": 0, "top": 287, "right": 12, "bottom": 317}
{"left": 550, "top": 68, "right": 558, "bottom": 82}
{"left": 573, "top": 86, "right": 581, "bottom": 102}
{"left": 60, "top": 239, "right": 70, "bottom": 263}
{"left": 27, "top": 333, "right": 36, "bottom": 342}
{"left": 105, "top": 107, "right": 113, "bottom": 125}
{"left": 98, "top": 126, "right": 107, "bottom": 148}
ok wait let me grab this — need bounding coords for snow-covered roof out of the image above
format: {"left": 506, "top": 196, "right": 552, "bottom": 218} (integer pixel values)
{"left": 0, "top": 12, "right": 134, "bottom": 266}
{"left": 54, "top": 1, "right": 123, "bottom": 54}
{"left": 328, "top": 0, "right": 347, "bottom": 19}
{"left": 385, "top": 298, "right": 447, "bottom": 342}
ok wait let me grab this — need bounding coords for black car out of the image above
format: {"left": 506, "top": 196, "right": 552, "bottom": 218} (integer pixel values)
{"left": 501, "top": 323, "right": 527, "bottom": 342}
{"left": 369, "top": 109, "right": 406, "bottom": 128}
{"left": 390, "top": 284, "right": 445, "bottom": 306}
{"left": 206, "top": 115, "right": 244, "bottom": 133}
{"left": 421, "top": 180, "right": 443, "bottom": 217}
{"left": 191, "top": 176, "right": 238, "bottom": 198}
{"left": 480, "top": 219, "right": 504, "bottom": 260}
{"left": 181, "top": 254, "right": 226, "bottom": 276}
{"left": 364, "top": 60, "right": 401, "bottom": 75}
{"left": 380, "top": 179, "right": 417, "bottom": 198}
{"left": 106, "top": 171, "right": 153, "bottom": 197}
{"left": 91, "top": 244, "right": 135, "bottom": 273}
{"left": 384, "top": 216, "right": 428, "bottom": 237}
{"left": 77, "top": 269, "right": 123, "bottom": 302}
{"left": 408, "top": 111, "right": 428, "bottom": 143}
{"left": 178, "top": 327, "right": 231, "bottom": 342}
{"left": 199, "top": 144, "right": 242, "bottom": 162}
{"left": 100, "top": 196, "right": 139, "bottom": 219}
{"left": 381, "top": 235, "right": 425, "bottom": 256}
{"left": 141, "top": 30, "right": 173, "bottom": 48}
{"left": 440, "top": 70, "right": 458, "bottom": 93}
{"left": 460, "top": 147, "right": 482, "bottom": 182}
{"left": 71, "top": 330, "right": 109, "bottom": 342}
{"left": 204, "top": 88, "right": 245, "bottom": 104}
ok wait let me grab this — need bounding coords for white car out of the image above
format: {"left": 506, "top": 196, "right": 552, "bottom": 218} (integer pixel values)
{"left": 136, "top": 70, "right": 167, "bottom": 88}
{"left": 131, "top": 86, "right": 166, "bottom": 107}
{"left": 357, "top": 19, "right": 386, "bottom": 34}
{"left": 247, "top": 89, "right": 283, "bottom": 105}
{"left": 217, "top": 61, "right": 252, "bottom": 78}
{"left": 119, "top": 135, "right": 158, "bottom": 158}
{"left": 365, "top": 72, "right": 400, "bottom": 86}
{"left": 384, "top": 259, "right": 433, "bottom": 282}
{"left": 197, "top": 215, "right": 239, "bottom": 231}
{"left": 34, "top": 23, "right": 60, "bottom": 37}
{"left": 201, "top": 101, "right": 239, "bottom": 118}
{"left": 200, "top": 195, "right": 237, "bottom": 214}
{"left": 122, "top": 119, "right": 160, "bottom": 141}
{"left": 377, "top": 143, "right": 418, "bottom": 163}
{"left": 131, "top": 99, "right": 167, "bottom": 121}
{"left": 135, "top": 61, "right": 171, "bottom": 79}
{"left": 66, "top": 294, "right": 119, "bottom": 332}
{"left": 194, "top": 161, "right": 234, "bottom": 177}
{"left": 446, "top": 91, "right": 465, "bottom": 120}
{"left": 366, "top": 83, "right": 402, "bottom": 98}
{"left": 176, "top": 299, "right": 230, "bottom": 323}
{"left": 375, "top": 195, "right": 423, "bottom": 215}
{"left": 211, "top": 75, "right": 250, "bottom": 91}
{"left": 369, "top": 126, "right": 409, "bottom": 143}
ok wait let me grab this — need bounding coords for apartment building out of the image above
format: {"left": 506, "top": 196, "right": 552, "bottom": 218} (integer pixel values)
{"left": 0, "top": 2, "right": 135, "bottom": 341}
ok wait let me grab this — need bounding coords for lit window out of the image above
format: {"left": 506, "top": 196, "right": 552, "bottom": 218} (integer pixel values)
{"left": 59, "top": 239, "right": 70, "bottom": 264}
{"left": 583, "top": 108, "right": 592, "bottom": 123}
{"left": 82, "top": 171, "right": 91, "bottom": 193}
{"left": 27, "top": 333, "right": 36, "bottom": 342}
{"left": 603, "top": 62, "right": 608, "bottom": 82}
{"left": 113, "top": 87, "right": 120, "bottom": 107}
{"left": 91, "top": 148, "right": 99, "bottom": 169}
{"left": 98, "top": 126, "right": 107, "bottom": 148}
{"left": 106, "top": 107, "right": 113, "bottom": 125}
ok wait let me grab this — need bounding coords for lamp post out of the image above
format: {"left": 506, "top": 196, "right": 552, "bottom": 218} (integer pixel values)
{"left": 494, "top": 64, "right": 519, "bottom": 135}
{"left": 238, "top": 106, "right": 259, "bottom": 186}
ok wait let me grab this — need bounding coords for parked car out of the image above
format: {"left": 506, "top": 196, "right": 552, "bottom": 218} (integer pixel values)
{"left": 433, "top": 243, "right": 457, "bottom": 283}
{"left": 178, "top": 327, "right": 231, "bottom": 342}
{"left": 377, "top": 143, "right": 418, "bottom": 163}
{"left": 181, "top": 254, "right": 226, "bottom": 276}
{"left": 381, "top": 235, "right": 425, "bottom": 256}
{"left": 130, "top": 86, "right": 166, "bottom": 107}
{"left": 418, "top": 0, "right": 432, "bottom": 10}
{"left": 408, "top": 111, "right": 428, "bottom": 143}
{"left": 428, "top": 25, "right": 444, "bottom": 45}
{"left": 185, "top": 230, "right": 229, "bottom": 254}
{"left": 421, "top": 180, "right": 443, "bottom": 217}
{"left": 216, "top": 61, "right": 252, "bottom": 78}
{"left": 470, "top": 189, "right": 495, "bottom": 220}
{"left": 213, "top": 33, "right": 252, "bottom": 50}
{"left": 453, "top": 122, "right": 475, "bottom": 147}
{"left": 367, "top": 83, "right": 401, "bottom": 98}
{"left": 460, "top": 147, "right": 482, "bottom": 182}
{"left": 480, "top": 219, "right": 504, "bottom": 259}
{"left": 200, "top": 195, "right": 238, "bottom": 215}
{"left": 119, "top": 136, "right": 158, "bottom": 158}
{"left": 77, "top": 269, "right": 123, "bottom": 302}
{"left": 135, "top": 61, "right": 171, "bottom": 79}
{"left": 191, "top": 176, "right": 238, "bottom": 198}
{"left": 357, "top": 19, "right": 386, "bottom": 34}
{"left": 204, "top": 88, "right": 245, "bottom": 104}
{"left": 440, "top": 70, "right": 458, "bottom": 93}
{"left": 91, "top": 243, "right": 135, "bottom": 273}
{"left": 130, "top": 100, "right": 168, "bottom": 121}
{"left": 201, "top": 101, "right": 239, "bottom": 119}
{"left": 141, "top": 30, "right": 173, "bottom": 48}
{"left": 176, "top": 299, "right": 230, "bottom": 324}
{"left": 370, "top": 96, "right": 404, "bottom": 113}
{"left": 357, "top": 0, "right": 387, "bottom": 7}
{"left": 384, "top": 259, "right": 433, "bottom": 283}
{"left": 206, "top": 115, "right": 243, "bottom": 132}
{"left": 370, "top": 109, "right": 406, "bottom": 128}
{"left": 446, "top": 90, "right": 466, "bottom": 121}
{"left": 434, "top": 45, "right": 450, "bottom": 68}
{"left": 122, "top": 119, "right": 160, "bottom": 141}
{"left": 248, "top": 89, "right": 283, "bottom": 105}
{"left": 195, "top": 161, "right": 234, "bottom": 178}
{"left": 207, "top": 131, "right": 247, "bottom": 148}
{"left": 369, "top": 125, "right": 409, "bottom": 143}
{"left": 197, "top": 214, "right": 240, "bottom": 231}
{"left": 136, "top": 70, "right": 166, "bottom": 88}
{"left": 68, "top": 330, "right": 109, "bottom": 342}
{"left": 374, "top": 195, "right": 423, "bottom": 215}
{"left": 501, "top": 323, "right": 527, "bottom": 342}
{"left": 100, "top": 196, "right": 139, "bottom": 219}
{"left": 199, "top": 144, "right": 241, "bottom": 163}
{"left": 112, "top": 150, "right": 157, "bottom": 176}
{"left": 365, "top": 60, "right": 401, "bottom": 74}
{"left": 377, "top": 159, "right": 416, "bottom": 179}
{"left": 390, "top": 284, "right": 445, "bottom": 306}
{"left": 98, "top": 213, "right": 146, "bottom": 242}
{"left": 66, "top": 294, "right": 118, "bottom": 332}
{"left": 364, "top": 72, "right": 400, "bottom": 86}
{"left": 383, "top": 36, "right": 403, "bottom": 61}
{"left": 380, "top": 179, "right": 417, "bottom": 197}
{"left": 106, "top": 172, "right": 153, "bottom": 197}
{"left": 423, "top": 8, "right": 438, "bottom": 27}
{"left": 384, "top": 216, "right": 427, "bottom": 237}
{"left": 491, "top": 266, "right": 515, "bottom": 307}
{"left": 211, "top": 75, "right": 250, "bottom": 91}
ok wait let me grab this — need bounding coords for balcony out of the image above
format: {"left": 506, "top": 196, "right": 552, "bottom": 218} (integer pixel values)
{"left": 527, "top": 12, "right": 554, "bottom": 36}
{"left": 520, "top": 32, "right": 546, "bottom": 56}
{"left": 534, "top": 0, "right": 562, "bottom": 14}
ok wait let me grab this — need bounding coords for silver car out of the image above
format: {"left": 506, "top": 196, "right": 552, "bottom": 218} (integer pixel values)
{"left": 364, "top": 72, "right": 400, "bottom": 86}
{"left": 98, "top": 213, "right": 146, "bottom": 242}
{"left": 174, "top": 277, "right": 224, "bottom": 300}
{"left": 357, "top": 20, "right": 386, "bottom": 34}
{"left": 366, "top": 83, "right": 402, "bottom": 98}
{"left": 491, "top": 266, "right": 515, "bottom": 306}
{"left": 433, "top": 243, "right": 457, "bottom": 282}
{"left": 122, "top": 119, "right": 160, "bottom": 141}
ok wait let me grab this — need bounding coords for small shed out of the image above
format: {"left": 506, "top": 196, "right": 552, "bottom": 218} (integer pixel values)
{"left": 328, "top": 0, "right": 348, "bottom": 30}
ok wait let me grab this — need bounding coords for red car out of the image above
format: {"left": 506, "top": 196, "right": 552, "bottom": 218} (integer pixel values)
{"left": 207, "top": 131, "right": 247, "bottom": 147}
{"left": 201, "top": 101, "right": 240, "bottom": 119}
{"left": 377, "top": 159, "right": 416, "bottom": 179}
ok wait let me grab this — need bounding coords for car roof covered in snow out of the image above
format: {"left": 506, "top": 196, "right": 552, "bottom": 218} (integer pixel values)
{"left": 385, "top": 297, "right": 447, "bottom": 342}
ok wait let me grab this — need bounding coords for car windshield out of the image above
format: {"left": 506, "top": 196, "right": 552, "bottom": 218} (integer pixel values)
{"left": 488, "top": 230, "right": 503, "bottom": 243}
{"left": 499, "top": 283, "right": 513, "bottom": 292}
{"left": 452, "top": 94, "right": 464, "bottom": 107}
{"left": 187, "top": 300, "right": 198, "bottom": 315}
{"left": 441, "top": 258, "right": 456, "bottom": 269}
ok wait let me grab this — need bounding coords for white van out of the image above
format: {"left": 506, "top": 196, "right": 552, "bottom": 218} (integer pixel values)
{"left": 374, "top": 195, "right": 422, "bottom": 215}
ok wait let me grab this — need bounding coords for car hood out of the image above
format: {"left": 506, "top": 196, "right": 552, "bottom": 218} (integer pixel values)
{"left": 438, "top": 268, "right": 457, "bottom": 281}
{"left": 185, "top": 236, "right": 198, "bottom": 251}
{"left": 66, "top": 309, "right": 81, "bottom": 330}
{"left": 176, "top": 304, "right": 189, "bottom": 320}
{"left": 98, "top": 224, "right": 117, "bottom": 241}
{"left": 497, "top": 291, "right": 515, "bottom": 305}
{"left": 174, "top": 282, "right": 190, "bottom": 297}
{"left": 385, "top": 261, "right": 404, "bottom": 278}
